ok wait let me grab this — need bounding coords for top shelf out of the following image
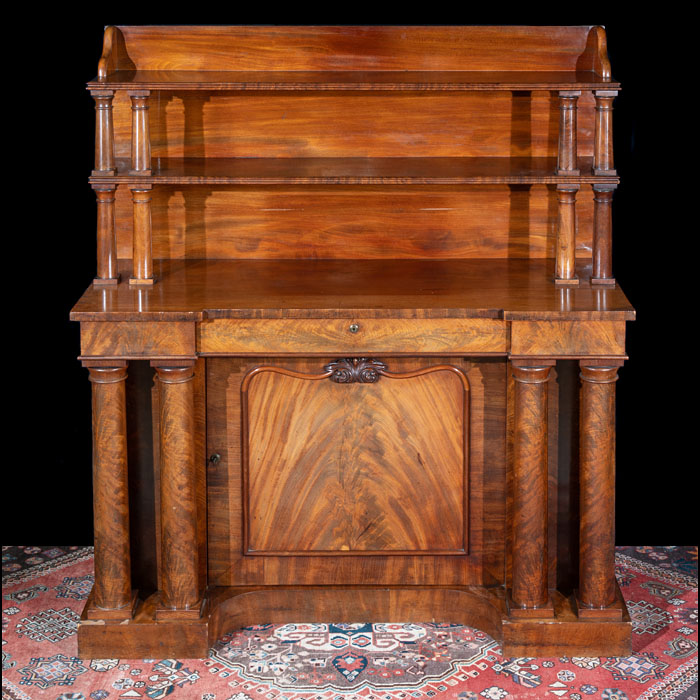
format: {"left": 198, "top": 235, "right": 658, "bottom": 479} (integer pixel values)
{"left": 88, "top": 70, "right": 620, "bottom": 92}
{"left": 91, "top": 26, "right": 617, "bottom": 93}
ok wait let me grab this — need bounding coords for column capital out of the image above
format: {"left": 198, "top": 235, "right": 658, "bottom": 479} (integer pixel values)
{"left": 152, "top": 364, "right": 196, "bottom": 384}
{"left": 87, "top": 366, "right": 128, "bottom": 384}
{"left": 579, "top": 364, "right": 621, "bottom": 384}
{"left": 511, "top": 362, "right": 554, "bottom": 384}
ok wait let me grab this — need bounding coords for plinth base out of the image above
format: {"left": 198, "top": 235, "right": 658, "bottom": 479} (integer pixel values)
{"left": 78, "top": 583, "right": 632, "bottom": 659}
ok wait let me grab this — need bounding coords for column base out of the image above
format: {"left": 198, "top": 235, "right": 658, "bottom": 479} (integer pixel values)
{"left": 93, "top": 275, "right": 120, "bottom": 286}
{"left": 593, "top": 168, "right": 617, "bottom": 176}
{"left": 555, "top": 276, "right": 580, "bottom": 287}
{"left": 84, "top": 589, "right": 139, "bottom": 621}
{"left": 556, "top": 168, "right": 580, "bottom": 176}
{"left": 506, "top": 589, "right": 555, "bottom": 619}
{"left": 128, "top": 169, "right": 153, "bottom": 176}
{"left": 591, "top": 277, "right": 616, "bottom": 286}
{"left": 155, "top": 594, "right": 208, "bottom": 621}
{"left": 574, "top": 586, "right": 625, "bottom": 620}
{"left": 92, "top": 169, "right": 117, "bottom": 177}
{"left": 129, "top": 276, "right": 156, "bottom": 286}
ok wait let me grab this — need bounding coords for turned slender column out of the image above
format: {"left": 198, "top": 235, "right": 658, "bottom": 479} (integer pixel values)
{"left": 153, "top": 363, "right": 201, "bottom": 618}
{"left": 91, "top": 90, "right": 116, "bottom": 176}
{"left": 86, "top": 364, "right": 135, "bottom": 619}
{"left": 577, "top": 362, "right": 623, "bottom": 619}
{"left": 555, "top": 185, "right": 579, "bottom": 286}
{"left": 128, "top": 90, "right": 152, "bottom": 175}
{"left": 509, "top": 361, "right": 554, "bottom": 617}
{"left": 556, "top": 91, "right": 581, "bottom": 175}
{"left": 129, "top": 185, "right": 155, "bottom": 285}
{"left": 93, "top": 185, "right": 119, "bottom": 285}
{"left": 592, "top": 185, "right": 616, "bottom": 285}
{"left": 594, "top": 91, "right": 617, "bottom": 176}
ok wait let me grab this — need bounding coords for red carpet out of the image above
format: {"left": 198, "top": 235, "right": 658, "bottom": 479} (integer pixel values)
{"left": 2, "top": 546, "right": 697, "bottom": 699}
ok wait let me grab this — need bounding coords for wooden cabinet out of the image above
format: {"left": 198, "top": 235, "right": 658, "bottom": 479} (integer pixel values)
{"left": 73, "top": 25, "right": 634, "bottom": 658}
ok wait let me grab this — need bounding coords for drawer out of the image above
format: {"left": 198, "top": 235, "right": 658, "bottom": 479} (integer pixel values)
{"left": 81, "top": 321, "right": 196, "bottom": 358}
{"left": 510, "top": 321, "right": 626, "bottom": 357}
{"left": 198, "top": 318, "right": 507, "bottom": 355}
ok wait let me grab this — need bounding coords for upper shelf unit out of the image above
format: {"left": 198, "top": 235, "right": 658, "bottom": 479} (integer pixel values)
{"left": 89, "top": 25, "right": 617, "bottom": 90}
{"left": 88, "top": 25, "right": 620, "bottom": 291}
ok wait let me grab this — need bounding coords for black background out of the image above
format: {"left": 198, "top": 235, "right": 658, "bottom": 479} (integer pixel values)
{"left": 6, "top": 9, "right": 694, "bottom": 547}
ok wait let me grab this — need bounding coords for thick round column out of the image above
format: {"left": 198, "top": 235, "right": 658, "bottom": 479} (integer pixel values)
{"left": 129, "top": 186, "right": 155, "bottom": 286}
{"left": 93, "top": 185, "right": 119, "bottom": 285}
{"left": 578, "top": 363, "right": 621, "bottom": 617}
{"left": 154, "top": 364, "right": 201, "bottom": 617}
{"left": 509, "top": 362, "right": 554, "bottom": 617}
{"left": 556, "top": 91, "right": 581, "bottom": 175}
{"left": 592, "top": 185, "right": 616, "bottom": 285}
{"left": 91, "top": 90, "right": 116, "bottom": 176}
{"left": 555, "top": 185, "right": 580, "bottom": 286}
{"left": 594, "top": 91, "right": 617, "bottom": 176}
{"left": 87, "top": 365, "right": 133, "bottom": 617}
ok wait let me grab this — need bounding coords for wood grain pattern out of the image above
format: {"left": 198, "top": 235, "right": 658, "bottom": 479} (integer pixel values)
{"left": 206, "top": 357, "right": 506, "bottom": 587}
{"left": 70, "top": 259, "right": 636, "bottom": 323}
{"left": 556, "top": 92, "right": 581, "bottom": 175}
{"left": 91, "top": 90, "right": 116, "bottom": 176}
{"left": 555, "top": 185, "right": 579, "bottom": 284}
{"left": 510, "top": 320, "right": 626, "bottom": 357}
{"left": 242, "top": 362, "right": 468, "bottom": 555}
{"left": 94, "top": 26, "right": 614, "bottom": 74}
{"left": 510, "top": 362, "right": 554, "bottom": 614}
{"left": 109, "top": 184, "right": 596, "bottom": 262}
{"left": 153, "top": 364, "right": 201, "bottom": 616}
{"left": 592, "top": 185, "right": 615, "bottom": 284}
{"left": 91, "top": 156, "right": 619, "bottom": 186}
{"left": 77, "top": 26, "right": 633, "bottom": 658}
{"left": 93, "top": 185, "right": 119, "bottom": 284}
{"left": 594, "top": 91, "right": 617, "bottom": 175}
{"left": 86, "top": 365, "right": 133, "bottom": 617}
{"left": 578, "top": 363, "right": 621, "bottom": 617}
{"left": 109, "top": 91, "right": 595, "bottom": 160}
{"left": 80, "top": 321, "right": 195, "bottom": 358}
{"left": 129, "top": 186, "right": 154, "bottom": 285}
{"left": 128, "top": 92, "right": 152, "bottom": 175}
{"left": 199, "top": 318, "right": 506, "bottom": 355}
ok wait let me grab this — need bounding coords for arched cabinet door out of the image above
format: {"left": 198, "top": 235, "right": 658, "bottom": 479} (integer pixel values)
{"left": 205, "top": 356, "right": 507, "bottom": 588}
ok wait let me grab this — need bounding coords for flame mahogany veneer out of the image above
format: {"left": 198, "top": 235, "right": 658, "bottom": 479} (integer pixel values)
{"left": 74, "top": 25, "right": 634, "bottom": 658}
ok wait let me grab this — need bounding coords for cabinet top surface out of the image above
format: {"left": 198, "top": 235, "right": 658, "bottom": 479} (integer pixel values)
{"left": 71, "top": 259, "right": 635, "bottom": 322}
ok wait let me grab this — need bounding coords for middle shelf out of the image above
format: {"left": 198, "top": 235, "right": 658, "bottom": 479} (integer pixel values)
{"left": 89, "top": 157, "right": 620, "bottom": 186}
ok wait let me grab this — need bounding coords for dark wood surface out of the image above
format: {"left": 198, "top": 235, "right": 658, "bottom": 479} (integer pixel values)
{"left": 93, "top": 25, "right": 614, "bottom": 75}
{"left": 206, "top": 357, "right": 507, "bottom": 587}
{"left": 70, "top": 258, "right": 635, "bottom": 321}
{"left": 20, "top": 21, "right": 672, "bottom": 649}
{"left": 89, "top": 70, "right": 620, "bottom": 91}
{"left": 89, "top": 157, "right": 620, "bottom": 185}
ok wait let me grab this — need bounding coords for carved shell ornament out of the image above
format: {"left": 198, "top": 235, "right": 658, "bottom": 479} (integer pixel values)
{"left": 324, "top": 358, "right": 388, "bottom": 383}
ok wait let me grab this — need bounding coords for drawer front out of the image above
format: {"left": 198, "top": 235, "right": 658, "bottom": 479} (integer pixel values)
{"left": 510, "top": 321, "right": 626, "bottom": 357}
{"left": 198, "top": 318, "right": 507, "bottom": 355}
{"left": 81, "top": 321, "right": 196, "bottom": 358}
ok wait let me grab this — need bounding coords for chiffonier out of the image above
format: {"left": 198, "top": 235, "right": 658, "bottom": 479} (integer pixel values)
{"left": 72, "top": 25, "right": 635, "bottom": 658}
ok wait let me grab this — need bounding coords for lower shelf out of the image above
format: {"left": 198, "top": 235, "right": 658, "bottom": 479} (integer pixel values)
{"left": 78, "top": 583, "right": 632, "bottom": 658}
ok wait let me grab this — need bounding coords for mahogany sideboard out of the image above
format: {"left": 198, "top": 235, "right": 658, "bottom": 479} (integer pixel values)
{"left": 72, "top": 25, "right": 635, "bottom": 658}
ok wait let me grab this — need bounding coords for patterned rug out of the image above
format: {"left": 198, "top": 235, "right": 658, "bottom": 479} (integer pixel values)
{"left": 2, "top": 546, "right": 697, "bottom": 700}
